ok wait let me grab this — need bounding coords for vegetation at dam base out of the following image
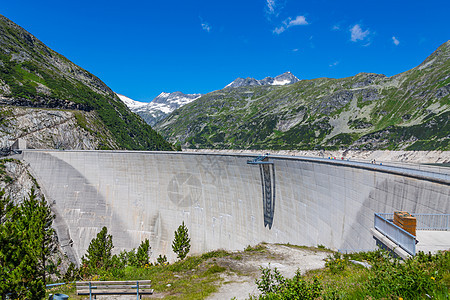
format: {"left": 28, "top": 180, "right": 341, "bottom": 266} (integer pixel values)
{"left": 77, "top": 227, "right": 154, "bottom": 280}
{"left": 172, "top": 221, "right": 191, "bottom": 260}
{"left": 73, "top": 223, "right": 190, "bottom": 280}
{"left": 1, "top": 198, "right": 449, "bottom": 299}
{"left": 0, "top": 189, "right": 56, "bottom": 300}
{"left": 250, "top": 249, "right": 449, "bottom": 300}
{"left": 52, "top": 240, "right": 449, "bottom": 299}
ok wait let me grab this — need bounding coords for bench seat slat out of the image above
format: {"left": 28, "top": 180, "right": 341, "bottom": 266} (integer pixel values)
{"left": 76, "top": 280, "right": 153, "bottom": 297}
{"left": 77, "top": 289, "right": 154, "bottom": 295}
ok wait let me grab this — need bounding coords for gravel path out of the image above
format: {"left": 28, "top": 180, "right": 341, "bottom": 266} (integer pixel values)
{"left": 207, "top": 244, "right": 329, "bottom": 300}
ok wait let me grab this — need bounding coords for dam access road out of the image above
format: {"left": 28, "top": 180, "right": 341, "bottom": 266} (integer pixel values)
{"left": 19, "top": 150, "right": 449, "bottom": 264}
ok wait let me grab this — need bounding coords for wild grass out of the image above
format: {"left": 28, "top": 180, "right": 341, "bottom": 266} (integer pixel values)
{"left": 47, "top": 247, "right": 450, "bottom": 299}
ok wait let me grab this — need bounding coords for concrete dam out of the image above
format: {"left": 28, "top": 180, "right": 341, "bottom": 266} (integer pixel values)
{"left": 20, "top": 150, "right": 449, "bottom": 263}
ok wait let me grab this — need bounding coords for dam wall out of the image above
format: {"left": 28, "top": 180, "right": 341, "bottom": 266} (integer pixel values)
{"left": 21, "top": 150, "right": 449, "bottom": 263}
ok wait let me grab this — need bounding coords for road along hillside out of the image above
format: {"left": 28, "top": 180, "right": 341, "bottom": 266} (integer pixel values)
{"left": 20, "top": 150, "right": 449, "bottom": 264}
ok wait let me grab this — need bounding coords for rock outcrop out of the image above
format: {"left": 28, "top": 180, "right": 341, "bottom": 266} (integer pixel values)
{"left": 0, "top": 106, "right": 117, "bottom": 150}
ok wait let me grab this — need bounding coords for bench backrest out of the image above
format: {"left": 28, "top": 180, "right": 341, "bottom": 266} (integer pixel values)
{"left": 76, "top": 280, "right": 153, "bottom": 298}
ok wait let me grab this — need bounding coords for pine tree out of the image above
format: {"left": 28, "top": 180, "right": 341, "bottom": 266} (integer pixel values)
{"left": 156, "top": 254, "right": 168, "bottom": 266}
{"left": 136, "top": 239, "right": 151, "bottom": 267}
{"left": 0, "top": 190, "right": 16, "bottom": 299}
{"left": 20, "top": 189, "right": 56, "bottom": 287}
{"left": 172, "top": 221, "right": 191, "bottom": 260}
{"left": 0, "top": 189, "right": 56, "bottom": 300}
{"left": 82, "top": 226, "right": 113, "bottom": 273}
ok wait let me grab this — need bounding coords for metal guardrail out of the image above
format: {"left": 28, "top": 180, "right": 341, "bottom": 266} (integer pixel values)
{"left": 376, "top": 213, "right": 393, "bottom": 220}
{"left": 360, "top": 161, "right": 450, "bottom": 182}
{"left": 47, "top": 283, "right": 64, "bottom": 288}
{"left": 315, "top": 156, "right": 450, "bottom": 182}
{"left": 413, "top": 214, "right": 450, "bottom": 231}
{"left": 377, "top": 161, "right": 450, "bottom": 177}
{"left": 374, "top": 213, "right": 416, "bottom": 256}
{"left": 46, "top": 282, "right": 70, "bottom": 289}
{"left": 247, "top": 153, "right": 274, "bottom": 165}
{"left": 377, "top": 213, "right": 450, "bottom": 231}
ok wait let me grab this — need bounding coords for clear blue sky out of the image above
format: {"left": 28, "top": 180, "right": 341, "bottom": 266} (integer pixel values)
{"left": 1, "top": 0, "right": 449, "bottom": 102}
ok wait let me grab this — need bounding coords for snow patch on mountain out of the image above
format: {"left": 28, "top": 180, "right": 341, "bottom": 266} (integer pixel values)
{"left": 225, "top": 72, "right": 299, "bottom": 88}
{"left": 118, "top": 92, "right": 201, "bottom": 126}
{"left": 272, "top": 79, "right": 292, "bottom": 85}
{"left": 116, "top": 94, "right": 147, "bottom": 109}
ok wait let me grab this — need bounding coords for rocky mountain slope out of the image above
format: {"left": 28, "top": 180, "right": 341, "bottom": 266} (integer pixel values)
{"left": 225, "top": 71, "right": 299, "bottom": 88}
{"left": 156, "top": 41, "right": 449, "bottom": 151}
{"left": 0, "top": 106, "right": 116, "bottom": 150}
{"left": 0, "top": 14, "right": 173, "bottom": 151}
{"left": 118, "top": 72, "right": 299, "bottom": 127}
{"left": 117, "top": 92, "right": 201, "bottom": 126}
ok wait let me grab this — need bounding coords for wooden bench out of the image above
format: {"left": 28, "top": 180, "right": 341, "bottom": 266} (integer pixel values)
{"left": 76, "top": 280, "right": 153, "bottom": 299}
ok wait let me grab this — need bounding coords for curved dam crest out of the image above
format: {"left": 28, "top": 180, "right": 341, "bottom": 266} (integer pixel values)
{"left": 21, "top": 150, "right": 449, "bottom": 263}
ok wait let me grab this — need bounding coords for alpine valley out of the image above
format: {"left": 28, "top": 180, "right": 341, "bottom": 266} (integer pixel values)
{"left": 1, "top": 12, "right": 448, "bottom": 153}
{"left": 154, "top": 41, "right": 450, "bottom": 151}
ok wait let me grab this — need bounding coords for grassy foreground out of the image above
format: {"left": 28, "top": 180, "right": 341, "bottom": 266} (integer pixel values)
{"left": 307, "top": 250, "right": 449, "bottom": 299}
{"left": 47, "top": 249, "right": 239, "bottom": 299}
{"left": 47, "top": 245, "right": 449, "bottom": 299}
{"left": 253, "top": 248, "right": 449, "bottom": 299}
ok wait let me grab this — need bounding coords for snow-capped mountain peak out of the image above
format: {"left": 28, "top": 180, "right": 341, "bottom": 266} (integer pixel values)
{"left": 225, "top": 72, "right": 299, "bottom": 88}
{"left": 117, "top": 92, "right": 202, "bottom": 126}
{"left": 152, "top": 91, "right": 201, "bottom": 106}
{"left": 272, "top": 72, "right": 299, "bottom": 85}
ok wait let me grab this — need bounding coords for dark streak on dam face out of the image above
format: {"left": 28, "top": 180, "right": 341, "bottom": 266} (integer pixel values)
{"left": 260, "top": 163, "right": 275, "bottom": 229}
{"left": 20, "top": 150, "right": 449, "bottom": 263}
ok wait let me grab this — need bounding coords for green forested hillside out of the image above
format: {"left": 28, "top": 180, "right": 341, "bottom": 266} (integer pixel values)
{"left": 156, "top": 41, "right": 449, "bottom": 151}
{"left": 0, "top": 14, "right": 173, "bottom": 151}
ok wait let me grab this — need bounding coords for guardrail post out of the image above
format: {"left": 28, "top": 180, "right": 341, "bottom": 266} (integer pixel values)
{"left": 136, "top": 281, "right": 140, "bottom": 300}
{"left": 89, "top": 281, "right": 92, "bottom": 300}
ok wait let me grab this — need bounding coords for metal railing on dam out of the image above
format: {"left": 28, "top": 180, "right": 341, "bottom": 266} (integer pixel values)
{"left": 267, "top": 154, "right": 450, "bottom": 184}
{"left": 374, "top": 213, "right": 416, "bottom": 256}
{"left": 18, "top": 150, "right": 450, "bottom": 263}
{"left": 414, "top": 214, "right": 450, "bottom": 231}
{"left": 377, "top": 213, "right": 450, "bottom": 231}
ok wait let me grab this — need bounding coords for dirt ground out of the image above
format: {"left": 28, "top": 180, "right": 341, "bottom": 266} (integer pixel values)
{"left": 57, "top": 244, "right": 330, "bottom": 300}
{"left": 207, "top": 244, "right": 329, "bottom": 300}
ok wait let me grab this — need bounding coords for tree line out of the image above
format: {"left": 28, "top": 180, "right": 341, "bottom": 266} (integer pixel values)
{"left": 0, "top": 189, "right": 55, "bottom": 300}
{"left": 0, "top": 188, "right": 191, "bottom": 299}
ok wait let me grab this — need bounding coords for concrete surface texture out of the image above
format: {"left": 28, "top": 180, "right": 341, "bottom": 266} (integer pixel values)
{"left": 20, "top": 150, "right": 450, "bottom": 264}
{"left": 416, "top": 231, "right": 450, "bottom": 253}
